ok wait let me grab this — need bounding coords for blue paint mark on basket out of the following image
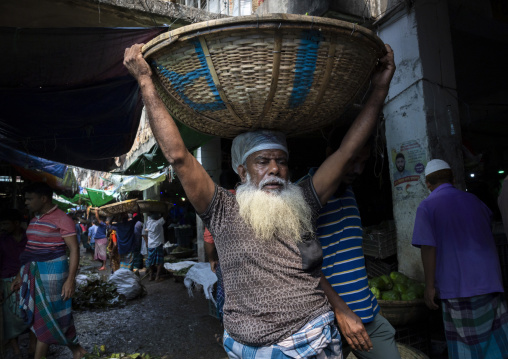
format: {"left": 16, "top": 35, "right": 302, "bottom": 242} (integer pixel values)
{"left": 289, "top": 30, "right": 322, "bottom": 109}
{"left": 154, "top": 39, "right": 226, "bottom": 112}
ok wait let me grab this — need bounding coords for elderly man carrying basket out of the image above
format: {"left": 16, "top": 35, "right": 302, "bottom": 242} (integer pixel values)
{"left": 123, "top": 40, "right": 395, "bottom": 358}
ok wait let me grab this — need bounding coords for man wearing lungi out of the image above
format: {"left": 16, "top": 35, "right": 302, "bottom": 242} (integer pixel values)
{"left": 142, "top": 212, "right": 165, "bottom": 281}
{"left": 110, "top": 213, "right": 141, "bottom": 271}
{"left": 12, "top": 182, "right": 85, "bottom": 359}
{"left": 123, "top": 42, "right": 395, "bottom": 358}
{"left": 412, "top": 159, "right": 508, "bottom": 359}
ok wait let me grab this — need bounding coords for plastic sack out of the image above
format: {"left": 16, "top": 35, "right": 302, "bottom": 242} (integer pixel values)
{"left": 184, "top": 262, "right": 217, "bottom": 305}
{"left": 108, "top": 268, "right": 143, "bottom": 300}
{"left": 75, "top": 273, "right": 100, "bottom": 287}
{"left": 164, "top": 261, "right": 196, "bottom": 272}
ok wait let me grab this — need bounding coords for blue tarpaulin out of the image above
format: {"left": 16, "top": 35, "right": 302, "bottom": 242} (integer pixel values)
{"left": 0, "top": 27, "right": 167, "bottom": 171}
{"left": 0, "top": 141, "right": 67, "bottom": 178}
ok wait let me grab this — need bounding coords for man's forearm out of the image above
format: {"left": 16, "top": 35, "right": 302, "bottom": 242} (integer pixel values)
{"left": 320, "top": 273, "right": 350, "bottom": 314}
{"left": 138, "top": 76, "right": 188, "bottom": 167}
{"left": 421, "top": 245, "right": 436, "bottom": 289}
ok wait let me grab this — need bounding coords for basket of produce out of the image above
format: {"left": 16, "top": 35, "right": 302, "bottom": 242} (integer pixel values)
{"left": 137, "top": 200, "right": 168, "bottom": 214}
{"left": 142, "top": 13, "right": 385, "bottom": 138}
{"left": 95, "top": 199, "right": 140, "bottom": 217}
{"left": 347, "top": 343, "right": 429, "bottom": 359}
{"left": 369, "top": 272, "right": 429, "bottom": 327}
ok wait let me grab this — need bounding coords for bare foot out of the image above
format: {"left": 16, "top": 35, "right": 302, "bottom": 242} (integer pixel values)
{"left": 70, "top": 344, "right": 87, "bottom": 359}
{"left": 98, "top": 266, "right": 106, "bottom": 271}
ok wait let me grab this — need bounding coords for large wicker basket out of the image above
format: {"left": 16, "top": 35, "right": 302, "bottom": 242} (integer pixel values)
{"left": 346, "top": 343, "right": 429, "bottom": 359}
{"left": 137, "top": 200, "right": 168, "bottom": 214}
{"left": 378, "top": 299, "right": 429, "bottom": 327}
{"left": 95, "top": 199, "right": 140, "bottom": 217}
{"left": 142, "top": 14, "right": 385, "bottom": 138}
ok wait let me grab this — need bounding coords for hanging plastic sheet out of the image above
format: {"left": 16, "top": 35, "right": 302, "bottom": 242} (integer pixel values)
{"left": 0, "top": 142, "right": 67, "bottom": 178}
{"left": 0, "top": 26, "right": 167, "bottom": 171}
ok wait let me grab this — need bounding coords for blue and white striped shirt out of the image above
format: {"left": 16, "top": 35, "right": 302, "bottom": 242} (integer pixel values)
{"left": 317, "top": 186, "right": 379, "bottom": 323}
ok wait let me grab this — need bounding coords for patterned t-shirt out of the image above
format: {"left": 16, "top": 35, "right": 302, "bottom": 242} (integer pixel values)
{"left": 200, "top": 178, "right": 331, "bottom": 346}
{"left": 21, "top": 206, "right": 75, "bottom": 264}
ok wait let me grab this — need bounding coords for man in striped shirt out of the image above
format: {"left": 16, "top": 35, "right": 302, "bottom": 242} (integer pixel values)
{"left": 303, "top": 127, "right": 400, "bottom": 359}
{"left": 11, "top": 182, "right": 85, "bottom": 359}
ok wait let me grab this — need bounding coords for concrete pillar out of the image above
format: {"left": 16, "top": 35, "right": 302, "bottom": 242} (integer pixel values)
{"left": 195, "top": 137, "right": 222, "bottom": 262}
{"left": 378, "top": 0, "right": 464, "bottom": 280}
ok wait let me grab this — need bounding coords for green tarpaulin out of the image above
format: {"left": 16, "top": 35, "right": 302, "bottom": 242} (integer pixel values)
{"left": 86, "top": 188, "right": 116, "bottom": 207}
{"left": 120, "top": 121, "right": 213, "bottom": 175}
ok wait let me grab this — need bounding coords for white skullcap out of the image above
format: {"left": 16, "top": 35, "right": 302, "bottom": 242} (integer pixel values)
{"left": 425, "top": 159, "right": 451, "bottom": 177}
{"left": 231, "top": 130, "right": 288, "bottom": 174}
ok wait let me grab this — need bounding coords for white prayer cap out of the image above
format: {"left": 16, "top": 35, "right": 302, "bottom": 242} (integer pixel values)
{"left": 425, "top": 159, "right": 451, "bottom": 177}
{"left": 231, "top": 130, "right": 288, "bottom": 174}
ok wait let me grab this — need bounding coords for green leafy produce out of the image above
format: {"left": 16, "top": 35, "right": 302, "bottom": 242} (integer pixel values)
{"left": 174, "top": 266, "right": 192, "bottom": 276}
{"left": 381, "top": 290, "right": 401, "bottom": 301}
{"left": 380, "top": 274, "right": 393, "bottom": 290}
{"left": 390, "top": 271, "right": 409, "bottom": 285}
{"left": 401, "top": 291, "right": 419, "bottom": 301}
{"left": 393, "top": 282, "right": 408, "bottom": 294}
{"left": 369, "top": 277, "right": 385, "bottom": 291}
{"left": 73, "top": 278, "right": 126, "bottom": 310}
{"left": 371, "top": 287, "right": 381, "bottom": 299}
{"left": 408, "top": 283, "right": 425, "bottom": 298}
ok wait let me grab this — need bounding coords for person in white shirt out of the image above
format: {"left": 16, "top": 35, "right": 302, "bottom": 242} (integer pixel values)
{"left": 142, "top": 212, "right": 165, "bottom": 281}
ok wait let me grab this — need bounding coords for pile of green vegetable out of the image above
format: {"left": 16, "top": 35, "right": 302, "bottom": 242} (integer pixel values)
{"left": 369, "top": 271, "right": 425, "bottom": 301}
{"left": 173, "top": 266, "right": 192, "bottom": 276}
{"left": 73, "top": 277, "right": 126, "bottom": 310}
{"left": 81, "top": 345, "right": 168, "bottom": 359}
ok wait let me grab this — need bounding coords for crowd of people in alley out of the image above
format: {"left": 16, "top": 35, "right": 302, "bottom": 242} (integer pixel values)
{"left": 0, "top": 39, "right": 507, "bottom": 359}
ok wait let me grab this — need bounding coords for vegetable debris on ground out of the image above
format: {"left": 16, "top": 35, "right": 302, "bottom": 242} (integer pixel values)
{"left": 73, "top": 277, "right": 126, "bottom": 310}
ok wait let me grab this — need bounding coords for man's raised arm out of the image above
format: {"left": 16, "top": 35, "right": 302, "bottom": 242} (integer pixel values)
{"left": 313, "top": 44, "right": 395, "bottom": 204}
{"left": 124, "top": 44, "right": 215, "bottom": 214}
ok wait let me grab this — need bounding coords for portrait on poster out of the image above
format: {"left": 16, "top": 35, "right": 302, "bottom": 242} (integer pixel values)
{"left": 391, "top": 140, "right": 426, "bottom": 196}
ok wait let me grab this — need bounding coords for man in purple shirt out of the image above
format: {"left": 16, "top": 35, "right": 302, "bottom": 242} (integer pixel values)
{"left": 412, "top": 159, "right": 508, "bottom": 359}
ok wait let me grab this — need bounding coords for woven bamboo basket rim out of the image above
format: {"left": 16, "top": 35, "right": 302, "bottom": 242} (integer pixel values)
{"left": 99, "top": 199, "right": 138, "bottom": 210}
{"left": 378, "top": 299, "right": 426, "bottom": 307}
{"left": 142, "top": 13, "right": 385, "bottom": 59}
{"left": 141, "top": 14, "right": 386, "bottom": 138}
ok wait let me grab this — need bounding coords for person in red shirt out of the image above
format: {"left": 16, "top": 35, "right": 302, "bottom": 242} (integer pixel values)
{"left": 11, "top": 182, "right": 85, "bottom": 359}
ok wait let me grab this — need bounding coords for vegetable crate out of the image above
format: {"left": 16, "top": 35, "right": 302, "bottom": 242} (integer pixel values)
{"left": 377, "top": 299, "right": 428, "bottom": 327}
{"left": 365, "top": 256, "right": 397, "bottom": 278}
{"left": 394, "top": 322, "right": 432, "bottom": 356}
{"left": 362, "top": 222, "right": 397, "bottom": 259}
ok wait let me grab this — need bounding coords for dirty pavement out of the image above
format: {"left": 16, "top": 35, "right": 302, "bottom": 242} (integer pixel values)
{"left": 13, "top": 247, "right": 228, "bottom": 359}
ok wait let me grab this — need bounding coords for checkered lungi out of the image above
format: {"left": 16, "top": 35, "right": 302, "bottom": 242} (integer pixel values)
{"left": 223, "top": 311, "right": 342, "bottom": 359}
{"left": 19, "top": 255, "right": 79, "bottom": 345}
{"left": 1, "top": 276, "right": 29, "bottom": 341}
{"left": 442, "top": 292, "right": 508, "bottom": 359}
{"left": 119, "top": 252, "right": 134, "bottom": 270}
{"left": 94, "top": 237, "right": 107, "bottom": 261}
{"left": 146, "top": 244, "right": 164, "bottom": 268}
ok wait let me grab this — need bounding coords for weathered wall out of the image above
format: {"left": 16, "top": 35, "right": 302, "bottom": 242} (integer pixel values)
{"left": 195, "top": 137, "right": 222, "bottom": 262}
{"left": 1, "top": 0, "right": 227, "bottom": 28}
{"left": 379, "top": 0, "right": 463, "bottom": 280}
{"left": 256, "top": 0, "right": 329, "bottom": 16}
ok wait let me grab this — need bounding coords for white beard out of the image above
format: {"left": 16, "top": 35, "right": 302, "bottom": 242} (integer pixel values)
{"left": 235, "top": 175, "right": 314, "bottom": 243}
